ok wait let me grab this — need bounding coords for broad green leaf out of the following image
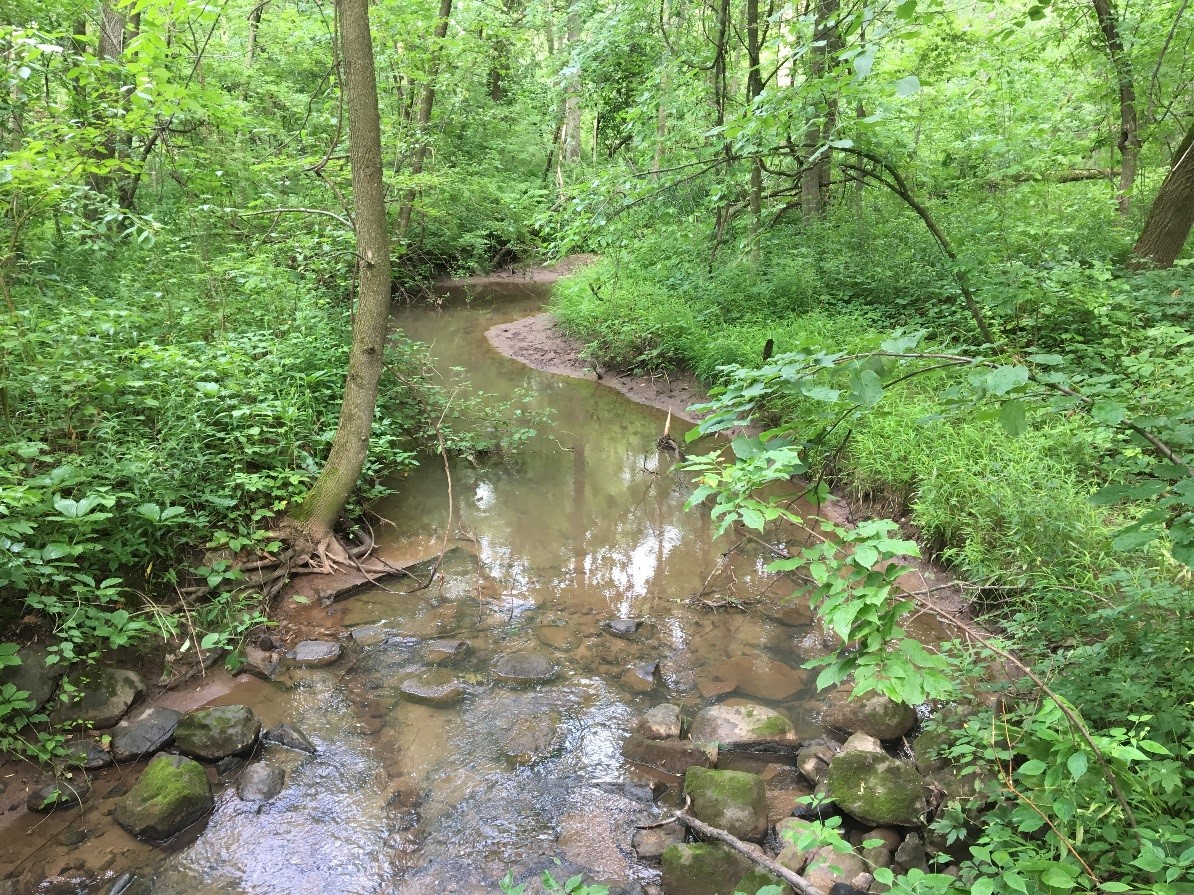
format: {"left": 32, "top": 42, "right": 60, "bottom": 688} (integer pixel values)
{"left": 999, "top": 399, "right": 1028, "bottom": 436}
{"left": 1091, "top": 400, "right": 1127, "bottom": 426}
{"left": 895, "top": 75, "right": 921, "bottom": 97}
{"left": 1066, "top": 751, "right": 1088, "bottom": 779}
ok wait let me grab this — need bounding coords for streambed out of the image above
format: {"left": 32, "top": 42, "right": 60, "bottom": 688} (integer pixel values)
{"left": 0, "top": 281, "right": 939, "bottom": 895}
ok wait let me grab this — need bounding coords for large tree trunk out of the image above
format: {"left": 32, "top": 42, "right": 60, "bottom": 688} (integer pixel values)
{"left": 802, "top": 0, "right": 839, "bottom": 220}
{"left": 1092, "top": 0, "right": 1139, "bottom": 219}
{"left": 290, "top": 0, "right": 392, "bottom": 545}
{"left": 746, "top": 0, "right": 763, "bottom": 252}
{"left": 1130, "top": 123, "right": 1194, "bottom": 269}
{"left": 561, "top": 4, "right": 582, "bottom": 164}
{"left": 397, "top": 0, "right": 454, "bottom": 240}
{"left": 246, "top": 1, "right": 267, "bottom": 67}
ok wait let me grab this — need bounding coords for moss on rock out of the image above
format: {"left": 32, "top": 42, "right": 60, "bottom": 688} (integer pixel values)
{"left": 735, "top": 868, "right": 792, "bottom": 895}
{"left": 115, "top": 753, "right": 213, "bottom": 840}
{"left": 826, "top": 749, "right": 927, "bottom": 827}
{"left": 661, "top": 843, "right": 754, "bottom": 895}
{"left": 683, "top": 767, "right": 769, "bottom": 842}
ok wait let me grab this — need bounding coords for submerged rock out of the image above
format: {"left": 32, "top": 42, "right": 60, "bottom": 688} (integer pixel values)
{"left": 264, "top": 723, "right": 317, "bottom": 754}
{"left": 60, "top": 738, "right": 112, "bottom": 771}
{"left": 683, "top": 767, "right": 768, "bottom": 842}
{"left": 0, "top": 645, "right": 65, "bottom": 713}
{"left": 661, "top": 843, "right": 754, "bottom": 895}
{"left": 698, "top": 656, "right": 807, "bottom": 701}
{"left": 237, "top": 762, "right": 285, "bottom": 803}
{"left": 287, "top": 639, "right": 342, "bottom": 667}
{"left": 822, "top": 692, "right": 917, "bottom": 740}
{"left": 53, "top": 668, "right": 144, "bottom": 729}
{"left": 174, "top": 704, "right": 261, "bottom": 760}
{"left": 636, "top": 704, "right": 682, "bottom": 740}
{"left": 601, "top": 618, "right": 644, "bottom": 639}
{"left": 622, "top": 735, "right": 714, "bottom": 776}
{"left": 424, "top": 639, "right": 473, "bottom": 665}
{"left": 111, "top": 706, "right": 182, "bottom": 762}
{"left": 623, "top": 661, "right": 662, "bottom": 693}
{"left": 503, "top": 712, "right": 560, "bottom": 764}
{"left": 115, "top": 753, "right": 213, "bottom": 840}
{"left": 492, "top": 652, "right": 557, "bottom": 685}
{"left": 689, "top": 703, "right": 798, "bottom": 749}
{"left": 826, "top": 750, "right": 927, "bottom": 827}
{"left": 27, "top": 779, "right": 90, "bottom": 812}
{"left": 399, "top": 670, "right": 466, "bottom": 707}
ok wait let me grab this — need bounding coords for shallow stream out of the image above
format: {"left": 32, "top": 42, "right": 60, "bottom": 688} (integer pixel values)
{"left": 0, "top": 282, "right": 922, "bottom": 895}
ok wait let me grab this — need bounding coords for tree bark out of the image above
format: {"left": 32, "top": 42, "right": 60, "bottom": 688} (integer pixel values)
{"left": 802, "top": 0, "right": 839, "bottom": 220}
{"left": 397, "top": 0, "right": 454, "bottom": 239}
{"left": 1130, "top": 122, "right": 1194, "bottom": 269}
{"left": 561, "top": 3, "right": 582, "bottom": 164}
{"left": 290, "top": 0, "right": 392, "bottom": 544}
{"left": 246, "top": 1, "right": 267, "bottom": 67}
{"left": 1092, "top": 0, "right": 1139, "bottom": 219}
{"left": 746, "top": 0, "right": 763, "bottom": 253}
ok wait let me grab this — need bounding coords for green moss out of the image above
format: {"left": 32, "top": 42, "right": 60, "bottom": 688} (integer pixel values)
{"left": 751, "top": 714, "right": 795, "bottom": 737}
{"left": 661, "top": 843, "right": 754, "bottom": 895}
{"left": 735, "top": 868, "right": 792, "bottom": 895}
{"left": 135, "top": 754, "right": 209, "bottom": 805}
{"left": 826, "top": 750, "right": 927, "bottom": 827}
{"left": 684, "top": 768, "right": 769, "bottom": 841}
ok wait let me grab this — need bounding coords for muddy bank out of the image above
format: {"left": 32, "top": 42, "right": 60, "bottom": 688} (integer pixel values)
{"left": 442, "top": 253, "right": 599, "bottom": 287}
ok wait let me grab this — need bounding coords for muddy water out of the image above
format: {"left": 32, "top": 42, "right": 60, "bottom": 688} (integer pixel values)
{"left": 1, "top": 283, "right": 889, "bottom": 895}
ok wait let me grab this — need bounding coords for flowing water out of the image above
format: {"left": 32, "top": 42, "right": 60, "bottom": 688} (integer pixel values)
{"left": 0, "top": 282, "right": 936, "bottom": 895}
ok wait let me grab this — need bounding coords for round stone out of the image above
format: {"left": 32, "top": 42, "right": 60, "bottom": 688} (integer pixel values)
{"left": 398, "top": 670, "right": 466, "bottom": 707}
{"left": 491, "top": 652, "right": 557, "bottom": 685}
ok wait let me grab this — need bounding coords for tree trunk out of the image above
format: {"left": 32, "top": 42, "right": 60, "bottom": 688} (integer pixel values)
{"left": 802, "top": 0, "right": 839, "bottom": 220}
{"left": 246, "top": 2, "right": 267, "bottom": 67}
{"left": 746, "top": 0, "right": 763, "bottom": 253}
{"left": 290, "top": 0, "right": 392, "bottom": 544}
{"left": 397, "top": 0, "right": 453, "bottom": 239}
{"left": 1092, "top": 0, "right": 1139, "bottom": 219}
{"left": 1130, "top": 123, "right": 1194, "bottom": 269}
{"left": 561, "top": 4, "right": 582, "bottom": 164}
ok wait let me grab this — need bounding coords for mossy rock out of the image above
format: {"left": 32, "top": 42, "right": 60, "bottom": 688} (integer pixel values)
{"left": 115, "top": 753, "right": 213, "bottom": 840}
{"left": 688, "top": 703, "right": 797, "bottom": 749}
{"left": 734, "top": 869, "right": 792, "bottom": 895}
{"left": 822, "top": 691, "right": 916, "bottom": 740}
{"left": 51, "top": 668, "right": 144, "bottom": 729}
{"left": 826, "top": 750, "right": 927, "bottom": 827}
{"left": 683, "top": 767, "right": 768, "bottom": 842}
{"left": 660, "top": 843, "right": 754, "bottom": 895}
{"left": 174, "top": 704, "right": 261, "bottom": 760}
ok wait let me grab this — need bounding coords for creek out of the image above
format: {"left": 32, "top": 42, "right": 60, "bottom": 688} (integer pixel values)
{"left": 0, "top": 281, "right": 937, "bottom": 895}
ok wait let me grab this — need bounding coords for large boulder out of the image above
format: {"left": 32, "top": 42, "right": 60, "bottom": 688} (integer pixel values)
{"left": 111, "top": 707, "right": 182, "bottom": 762}
{"left": 174, "top": 704, "right": 261, "bottom": 760}
{"left": 683, "top": 767, "right": 768, "bottom": 842}
{"left": 53, "top": 669, "right": 144, "bottom": 729}
{"left": 661, "top": 843, "right": 754, "bottom": 895}
{"left": 115, "top": 753, "right": 213, "bottom": 840}
{"left": 0, "top": 645, "right": 65, "bottom": 713}
{"left": 822, "top": 692, "right": 917, "bottom": 740}
{"left": 689, "top": 703, "right": 798, "bottom": 749}
{"left": 622, "top": 735, "right": 713, "bottom": 776}
{"left": 826, "top": 750, "right": 927, "bottom": 827}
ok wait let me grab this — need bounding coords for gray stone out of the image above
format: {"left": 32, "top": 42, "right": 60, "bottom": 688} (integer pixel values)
{"left": 115, "top": 753, "right": 213, "bottom": 840}
{"left": 0, "top": 645, "right": 65, "bottom": 713}
{"left": 236, "top": 762, "right": 285, "bottom": 802}
{"left": 636, "top": 704, "right": 682, "bottom": 740}
{"left": 840, "top": 732, "right": 884, "bottom": 755}
{"left": 53, "top": 668, "right": 144, "bottom": 729}
{"left": 601, "top": 618, "right": 643, "bottom": 639}
{"left": 425, "top": 639, "right": 472, "bottom": 665}
{"left": 350, "top": 625, "right": 390, "bottom": 645}
{"left": 683, "top": 767, "right": 768, "bottom": 842}
{"left": 622, "top": 735, "right": 714, "bottom": 776}
{"left": 503, "top": 712, "right": 560, "bottom": 764}
{"left": 894, "top": 832, "right": 928, "bottom": 872}
{"left": 287, "top": 639, "right": 342, "bottom": 667}
{"left": 60, "top": 738, "right": 112, "bottom": 770}
{"left": 265, "top": 723, "right": 317, "bottom": 754}
{"left": 492, "top": 652, "right": 557, "bottom": 685}
{"left": 803, "top": 846, "right": 867, "bottom": 893}
{"left": 796, "top": 742, "right": 838, "bottom": 785}
{"left": 623, "top": 661, "right": 662, "bottom": 693}
{"left": 776, "top": 818, "right": 821, "bottom": 873}
{"left": 632, "top": 820, "right": 685, "bottom": 861}
{"left": 826, "top": 750, "right": 928, "bottom": 827}
{"left": 398, "top": 670, "right": 466, "bottom": 707}
{"left": 27, "top": 779, "right": 90, "bottom": 812}
{"left": 174, "top": 704, "right": 261, "bottom": 760}
{"left": 111, "top": 707, "right": 181, "bottom": 762}
{"left": 822, "top": 692, "right": 917, "bottom": 741}
{"left": 661, "top": 843, "right": 754, "bottom": 895}
{"left": 689, "top": 703, "right": 798, "bottom": 749}
{"left": 242, "top": 644, "right": 281, "bottom": 680}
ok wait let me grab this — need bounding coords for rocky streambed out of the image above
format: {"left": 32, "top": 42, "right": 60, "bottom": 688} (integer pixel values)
{"left": 0, "top": 280, "right": 977, "bottom": 895}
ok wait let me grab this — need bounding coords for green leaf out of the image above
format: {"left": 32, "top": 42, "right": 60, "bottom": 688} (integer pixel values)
{"left": 986, "top": 365, "right": 1029, "bottom": 395}
{"left": 894, "top": 75, "right": 921, "bottom": 97}
{"left": 1111, "top": 524, "right": 1159, "bottom": 552}
{"left": 972, "top": 879, "right": 994, "bottom": 895}
{"left": 1040, "top": 866, "right": 1076, "bottom": 889}
{"left": 999, "top": 399, "right": 1028, "bottom": 436}
{"left": 894, "top": 0, "right": 918, "bottom": 19}
{"left": 849, "top": 369, "right": 884, "bottom": 407}
{"left": 1017, "top": 759, "right": 1047, "bottom": 776}
{"left": 1066, "top": 751, "right": 1088, "bottom": 780}
{"left": 1091, "top": 400, "right": 1127, "bottom": 426}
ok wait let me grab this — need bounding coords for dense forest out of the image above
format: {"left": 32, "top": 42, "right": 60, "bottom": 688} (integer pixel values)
{"left": 1, "top": 0, "right": 1191, "bottom": 893}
